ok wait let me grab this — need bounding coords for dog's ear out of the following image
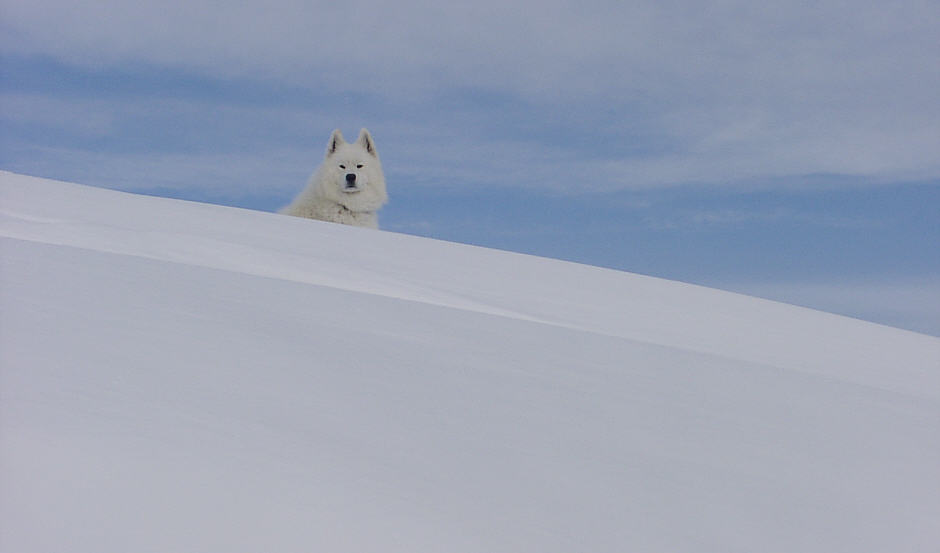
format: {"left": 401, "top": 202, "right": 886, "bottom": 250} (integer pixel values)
{"left": 326, "top": 129, "right": 345, "bottom": 156}
{"left": 357, "top": 128, "right": 377, "bottom": 157}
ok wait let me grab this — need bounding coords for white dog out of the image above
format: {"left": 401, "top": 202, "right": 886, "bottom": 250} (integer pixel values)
{"left": 281, "top": 128, "right": 388, "bottom": 228}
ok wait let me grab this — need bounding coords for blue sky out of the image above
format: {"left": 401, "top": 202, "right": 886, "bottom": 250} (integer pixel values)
{"left": 2, "top": 0, "right": 939, "bottom": 335}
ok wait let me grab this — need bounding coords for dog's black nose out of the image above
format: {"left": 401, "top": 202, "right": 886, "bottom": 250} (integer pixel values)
{"left": 345, "top": 173, "right": 356, "bottom": 183}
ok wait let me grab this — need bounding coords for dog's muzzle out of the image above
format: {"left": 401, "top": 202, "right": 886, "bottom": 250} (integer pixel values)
{"left": 344, "top": 173, "right": 359, "bottom": 191}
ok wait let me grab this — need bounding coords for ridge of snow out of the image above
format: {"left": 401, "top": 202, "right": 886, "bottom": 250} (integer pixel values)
{"left": 3, "top": 171, "right": 937, "bottom": 398}
{"left": 2, "top": 170, "right": 938, "bottom": 552}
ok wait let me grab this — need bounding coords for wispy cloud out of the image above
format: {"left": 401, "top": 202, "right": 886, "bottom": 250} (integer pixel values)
{"left": 642, "top": 207, "right": 880, "bottom": 231}
{"left": 3, "top": 0, "right": 938, "bottom": 193}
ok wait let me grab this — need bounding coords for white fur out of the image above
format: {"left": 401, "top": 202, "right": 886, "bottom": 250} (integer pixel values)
{"left": 281, "top": 128, "right": 388, "bottom": 229}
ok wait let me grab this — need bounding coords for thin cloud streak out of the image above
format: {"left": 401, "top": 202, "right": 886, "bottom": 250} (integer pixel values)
{"left": 2, "top": 0, "right": 939, "bottom": 189}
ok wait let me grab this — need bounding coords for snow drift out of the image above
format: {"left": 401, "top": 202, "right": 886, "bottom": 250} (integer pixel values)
{"left": 2, "top": 170, "right": 938, "bottom": 552}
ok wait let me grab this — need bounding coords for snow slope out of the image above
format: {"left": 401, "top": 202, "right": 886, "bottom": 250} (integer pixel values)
{"left": 2, "top": 170, "right": 938, "bottom": 552}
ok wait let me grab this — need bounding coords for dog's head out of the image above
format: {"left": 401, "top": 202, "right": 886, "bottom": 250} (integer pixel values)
{"left": 320, "top": 128, "right": 387, "bottom": 212}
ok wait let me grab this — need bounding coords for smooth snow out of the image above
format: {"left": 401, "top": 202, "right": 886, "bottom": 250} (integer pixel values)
{"left": 2, "top": 171, "right": 938, "bottom": 552}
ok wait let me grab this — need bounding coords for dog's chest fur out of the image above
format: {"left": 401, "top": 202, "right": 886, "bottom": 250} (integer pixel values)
{"left": 284, "top": 195, "right": 378, "bottom": 229}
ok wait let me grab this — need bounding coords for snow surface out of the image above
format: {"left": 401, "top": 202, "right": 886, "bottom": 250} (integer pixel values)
{"left": 2, "top": 170, "right": 939, "bottom": 552}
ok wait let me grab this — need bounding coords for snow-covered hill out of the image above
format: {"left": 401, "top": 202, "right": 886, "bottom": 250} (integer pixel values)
{"left": 2, "top": 170, "right": 938, "bottom": 552}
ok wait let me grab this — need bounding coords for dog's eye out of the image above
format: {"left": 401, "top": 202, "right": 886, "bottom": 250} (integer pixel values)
{"left": 339, "top": 164, "right": 346, "bottom": 169}
{"left": 356, "top": 164, "right": 363, "bottom": 168}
